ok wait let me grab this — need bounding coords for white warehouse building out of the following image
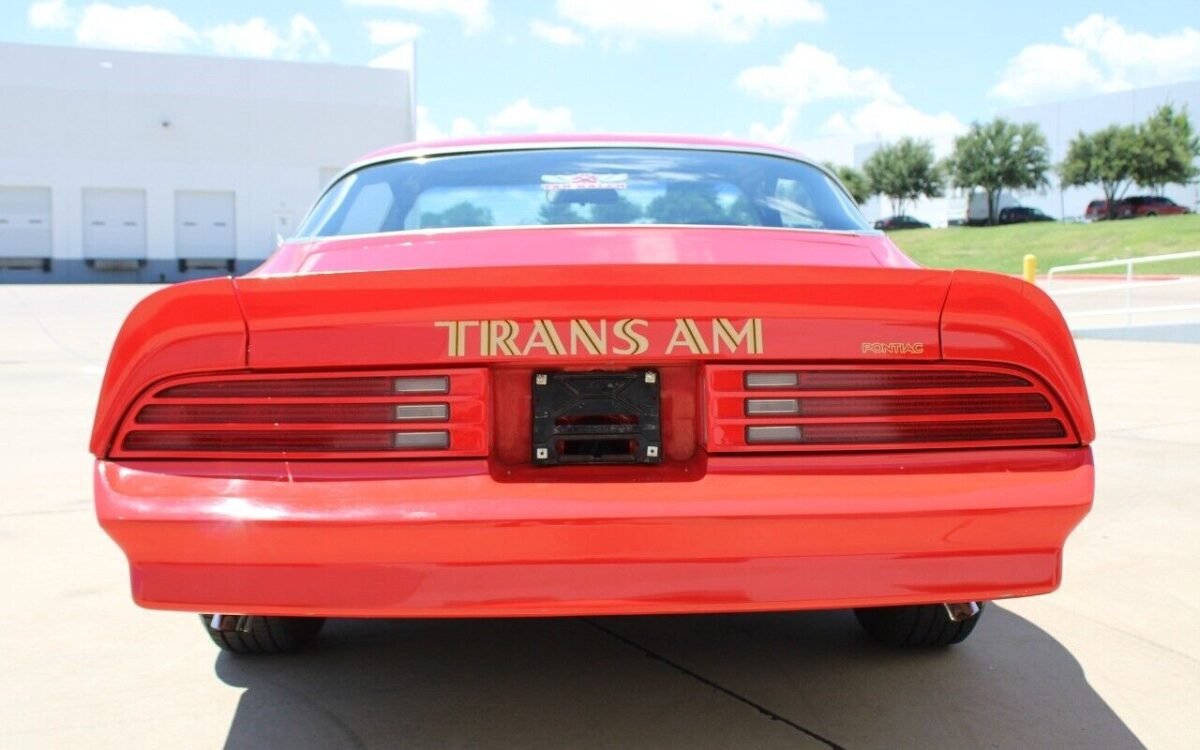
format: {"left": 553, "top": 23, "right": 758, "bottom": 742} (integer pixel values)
{"left": 0, "top": 42, "right": 414, "bottom": 283}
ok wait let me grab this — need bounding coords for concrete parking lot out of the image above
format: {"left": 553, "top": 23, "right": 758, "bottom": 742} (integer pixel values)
{"left": 1, "top": 284, "right": 1197, "bottom": 750}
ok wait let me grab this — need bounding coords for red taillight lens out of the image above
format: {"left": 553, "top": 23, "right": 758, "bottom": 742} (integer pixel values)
{"left": 122, "top": 429, "right": 401, "bottom": 453}
{"left": 111, "top": 370, "right": 486, "bottom": 459}
{"left": 710, "top": 365, "right": 1076, "bottom": 452}
{"left": 136, "top": 403, "right": 405, "bottom": 424}
{"left": 744, "top": 392, "right": 1052, "bottom": 418}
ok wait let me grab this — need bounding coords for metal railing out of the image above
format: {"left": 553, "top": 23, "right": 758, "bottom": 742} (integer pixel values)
{"left": 1045, "top": 250, "right": 1200, "bottom": 329}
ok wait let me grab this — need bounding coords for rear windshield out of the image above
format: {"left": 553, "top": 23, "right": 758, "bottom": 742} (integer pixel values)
{"left": 296, "top": 147, "right": 869, "bottom": 238}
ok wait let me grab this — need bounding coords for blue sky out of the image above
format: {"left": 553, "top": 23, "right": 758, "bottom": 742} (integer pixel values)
{"left": 5, "top": 1, "right": 1200, "bottom": 162}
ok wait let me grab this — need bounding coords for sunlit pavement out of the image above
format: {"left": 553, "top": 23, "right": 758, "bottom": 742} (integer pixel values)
{"left": 1045, "top": 276, "right": 1200, "bottom": 342}
{"left": 1, "top": 285, "right": 1196, "bottom": 749}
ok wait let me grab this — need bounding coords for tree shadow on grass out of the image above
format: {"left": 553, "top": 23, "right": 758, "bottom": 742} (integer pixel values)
{"left": 217, "top": 605, "right": 1145, "bottom": 750}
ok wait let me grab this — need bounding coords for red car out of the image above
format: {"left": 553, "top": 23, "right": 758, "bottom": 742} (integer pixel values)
{"left": 1120, "top": 195, "right": 1190, "bottom": 217}
{"left": 91, "top": 135, "right": 1094, "bottom": 654}
{"left": 1086, "top": 195, "right": 1191, "bottom": 220}
{"left": 1084, "top": 199, "right": 1119, "bottom": 221}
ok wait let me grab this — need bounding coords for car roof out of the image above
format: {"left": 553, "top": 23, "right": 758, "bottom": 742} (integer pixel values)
{"left": 352, "top": 133, "right": 805, "bottom": 168}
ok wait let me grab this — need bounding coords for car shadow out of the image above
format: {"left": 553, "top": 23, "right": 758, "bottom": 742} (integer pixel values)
{"left": 216, "top": 605, "right": 1145, "bottom": 750}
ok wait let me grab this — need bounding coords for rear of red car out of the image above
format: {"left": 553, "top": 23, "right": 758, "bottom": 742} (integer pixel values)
{"left": 90, "top": 139, "right": 1094, "bottom": 651}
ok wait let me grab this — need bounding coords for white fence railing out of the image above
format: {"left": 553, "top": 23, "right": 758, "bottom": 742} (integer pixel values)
{"left": 1045, "top": 250, "right": 1200, "bottom": 330}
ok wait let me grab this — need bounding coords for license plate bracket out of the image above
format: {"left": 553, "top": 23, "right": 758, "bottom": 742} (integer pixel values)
{"left": 532, "top": 370, "right": 662, "bottom": 465}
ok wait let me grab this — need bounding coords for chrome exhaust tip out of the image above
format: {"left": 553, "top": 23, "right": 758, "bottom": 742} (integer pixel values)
{"left": 210, "top": 614, "right": 255, "bottom": 633}
{"left": 942, "top": 602, "right": 982, "bottom": 622}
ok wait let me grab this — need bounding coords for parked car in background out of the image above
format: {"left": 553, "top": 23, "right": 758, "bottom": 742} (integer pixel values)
{"left": 997, "top": 206, "right": 1054, "bottom": 225}
{"left": 1086, "top": 196, "right": 1191, "bottom": 221}
{"left": 1085, "top": 199, "right": 1116, "bottom": 221}
{"left": 874, "top": 214, "right": 930, "bottom": 230}
{"left": 1121, "top": 195, "right": 1190, "bottom": 218}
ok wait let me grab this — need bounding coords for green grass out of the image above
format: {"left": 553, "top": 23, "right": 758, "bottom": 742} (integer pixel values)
{"left": 887, "top": 214, "right": 1200, "bottom": 275}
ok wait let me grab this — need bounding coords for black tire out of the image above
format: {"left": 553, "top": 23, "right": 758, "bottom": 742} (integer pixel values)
{"left": 854, "top": 602, "right": 985, "bottom": 647}
{"left": 200, "top": 614, "right": 325, "bottom": 655}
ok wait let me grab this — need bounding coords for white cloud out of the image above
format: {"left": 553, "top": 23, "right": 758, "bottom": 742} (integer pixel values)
{"left": 529, "top": 19, "right": 583, "bottom": 46}
{"left": 992, "top": 15, "right": 1200, "bottom": 104}
{"left": 737, "top": 43, "right": 899, "bottom": 105}
{"left": 989, "top": 44, "right": 1110, "bottom": 103}
{"left": 206, "top": 14, "right": 330, "bottom": 60}
{"left": 368, "top": 43, "right": 415, "bottom": 70}
{"left": 75, "top": 3, "right": 198, "bottom": 52}
{"left": 365, "top": 19, "right": 422, "bottom": 45}
{"left": 345, "top": 0, "right": 490, "bottom": 35}
{"left": 417, "top": 99, "right": 574, "bottom": 141}
{"left": 822, "top": 99, "right": 965, "bottom": 155}
{"left": 748, "top": 106, "right": 798, "bottom": 145}
{"left": 739, "top": 43, "right": 963, "bottom": 156}
{"left": 415, "top": 105, "right": 481, "bottom": 141}
{"left": 555, "top": 0, "right": 824, "bottom": 43}
{"left": 487, "top": 98, "right": 574, "bottom": 134}
{"left": 1064, "top": 14, "right": 1200, "bottom": 82}
{"left": 27, "top": 0, "right": 72, "bottom": 29}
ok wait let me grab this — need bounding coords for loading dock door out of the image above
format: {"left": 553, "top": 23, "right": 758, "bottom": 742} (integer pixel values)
{"left": 175, "top": 190, "right": 235, "bottom": 259}
{"left": 83, "top": 188, "right": 146, "bottom": 259}
{"left": 0, "top": 187, "right": 52, "bottom": 259}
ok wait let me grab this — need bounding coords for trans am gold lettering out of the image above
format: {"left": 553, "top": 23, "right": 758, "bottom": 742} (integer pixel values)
{"left": 436, "top": 318, "right": 763, "bottom": 358}
{"left": 712, "top": 318, "right": 762, "bottom": 354}
{"left": 488, "top": 320, "right": 520, "bottom": 356}
{"left": 434, "top": 321, "right": 458, "bottom": 356}
{"left": 667, "top": 318, "right": 709, "bottom": 354}
{"left": 861, "top": 342, "right": 925, "bottom": 355}
{"left": 524, "top": 319, "right": 566, "bottom": 356}
{"left": 569, "top": 319, "right": 607, "bottom": 355}
{"left": 613, "top": 318, "right": 650, "bottom": 355}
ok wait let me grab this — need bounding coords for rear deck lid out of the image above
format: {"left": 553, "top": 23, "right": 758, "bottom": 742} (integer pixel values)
{"left": 236, "top": 228, "right": 950, "bottom": 367}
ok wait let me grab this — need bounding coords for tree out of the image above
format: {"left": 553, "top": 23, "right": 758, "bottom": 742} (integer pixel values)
{"left": 1132, "top": 104, "right": 1200, "bottom": 195}
{"left": 537, "top": 200, "right": 584, "bottom": 225}
{"left": 589, "top": 193, "right": 643, "bottom": 224}
{"left": 824, "top": 163, "right": 871, "bottom": 205}
{"left": 645, "top": 183, "right": 727, "bottom": 224}
{"left": 862, "top": 138, "right": 944, "bottom": 217}
{"left": 419, "top": 201, "right": 493, "bottom": 228}
{"left": 1060, "top": 124, "right": 1139, "bottom": 219}
{"left": 948, "top": 118, "right": 1050, "bottom": 225}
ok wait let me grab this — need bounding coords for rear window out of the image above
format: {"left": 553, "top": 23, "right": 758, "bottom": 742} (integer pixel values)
{"left": 297, "top": 147, "right": 869, "bottom": 238}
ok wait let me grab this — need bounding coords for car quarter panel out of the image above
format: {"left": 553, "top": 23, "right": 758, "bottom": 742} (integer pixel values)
{"left": 89, "top": 278, "right": 247, "bottom": 456}
{"left": 941, "top": 271, "right": 1095, "bottom": 443}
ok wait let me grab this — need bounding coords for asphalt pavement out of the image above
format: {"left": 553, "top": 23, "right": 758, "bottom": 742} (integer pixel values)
{"left": 1, "top": 284, "right": 1197, "bottom": 749}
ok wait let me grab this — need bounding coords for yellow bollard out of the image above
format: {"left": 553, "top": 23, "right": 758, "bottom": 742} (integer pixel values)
{"left": 1022, "top": 254, "right": 1037, "bottom": 285}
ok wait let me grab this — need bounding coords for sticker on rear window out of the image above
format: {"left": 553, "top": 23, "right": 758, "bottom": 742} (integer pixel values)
{"left": 541, "top": 173, "right": 628, "bottom": 191}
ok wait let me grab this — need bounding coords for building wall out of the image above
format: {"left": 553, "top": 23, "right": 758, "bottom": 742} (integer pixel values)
{"left": 0, "top": 42, "right": 414, "bottom": 283}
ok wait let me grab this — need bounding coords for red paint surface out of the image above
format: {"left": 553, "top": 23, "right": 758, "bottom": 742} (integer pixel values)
{"left": 97, "top": 448, "right": 1092, "bottom": 616}
{"left": 89, "top": 136, "right": 1096, "bottom": 617}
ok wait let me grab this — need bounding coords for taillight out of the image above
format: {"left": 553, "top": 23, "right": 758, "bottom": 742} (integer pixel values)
{"left": 707, "top": 365, "right": 1076, "bottom": 452}
{"left": 111, "top": 369, "right": 488, "bottom": 459}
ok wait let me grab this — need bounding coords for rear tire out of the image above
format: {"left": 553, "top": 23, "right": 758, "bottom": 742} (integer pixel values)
{"left": 200, "top": 614, "right": 325, "bottom": 654}
{"left": 854, "top": 602, "right": 985, "bottom": 647}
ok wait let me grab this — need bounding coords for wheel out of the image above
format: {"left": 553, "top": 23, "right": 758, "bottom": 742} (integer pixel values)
{"left": 1145, "top": 211, "right": 1157, "bottom": 217}
{"left": 854, "top": 602, "right": 986, "bottom": 647}
{"left": 200, "top": 614, "right": 325, "bottom": 654}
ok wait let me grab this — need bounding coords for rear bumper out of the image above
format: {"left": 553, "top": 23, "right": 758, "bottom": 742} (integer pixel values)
{"left": 95, "top": 448, "right": 1093, "bottom": 617}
